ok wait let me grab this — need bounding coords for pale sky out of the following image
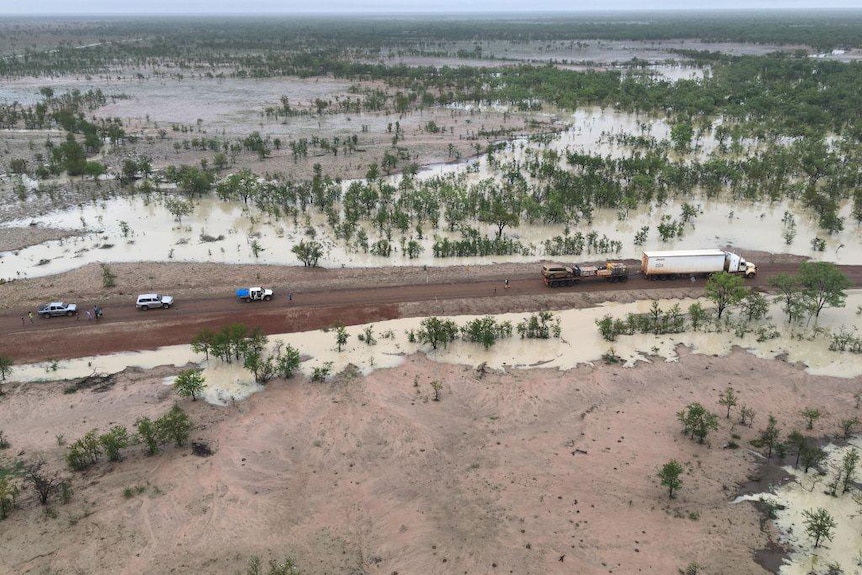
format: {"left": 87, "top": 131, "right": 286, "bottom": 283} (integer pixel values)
{"left": 1, "top": 0, "right": 861, "bottom": 15}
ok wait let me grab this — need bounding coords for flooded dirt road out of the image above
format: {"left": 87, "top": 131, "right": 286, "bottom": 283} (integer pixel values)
{"left": 3, "top": 260, "right": 861, "bottom": 364}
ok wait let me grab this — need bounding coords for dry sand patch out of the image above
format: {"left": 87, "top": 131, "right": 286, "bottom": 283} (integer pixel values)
{"left": 2, "top": 349, "right": 860, "bottom": 575}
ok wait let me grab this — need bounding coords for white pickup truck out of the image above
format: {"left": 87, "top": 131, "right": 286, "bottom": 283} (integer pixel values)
{"left": 235, "top": 287, "right": 274, "bottom": 302}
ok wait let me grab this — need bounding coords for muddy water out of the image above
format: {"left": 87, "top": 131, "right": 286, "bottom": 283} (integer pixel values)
{"left": 2, "top": 105, "right": 860, "bottom": 280}
{"left": 10, "top": 292, "right": 862, "bottom": 410}
{"left": 739, "top": 437, "right": 862, "bottom": 575}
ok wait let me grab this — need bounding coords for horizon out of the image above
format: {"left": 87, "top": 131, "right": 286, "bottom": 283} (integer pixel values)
{"left": 3, "top": 3, "right": 862, "bottom": 16}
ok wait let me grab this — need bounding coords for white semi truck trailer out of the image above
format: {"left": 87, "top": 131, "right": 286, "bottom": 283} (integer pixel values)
{"left": 641, "top": 249, "right": 757, "bottom": 279}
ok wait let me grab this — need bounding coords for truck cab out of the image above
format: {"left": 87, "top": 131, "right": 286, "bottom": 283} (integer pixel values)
{"left": 724, "top": 252, "right": 757, "bottom": 278}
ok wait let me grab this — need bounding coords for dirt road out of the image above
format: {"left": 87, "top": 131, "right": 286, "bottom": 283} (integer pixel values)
{"left": 2, "top": 261, "right": 860, "bottom": 364}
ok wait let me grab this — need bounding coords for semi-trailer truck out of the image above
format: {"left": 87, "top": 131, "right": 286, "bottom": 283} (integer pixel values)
{"left": 641, "top": 249, "right": 756, "bottom": 279}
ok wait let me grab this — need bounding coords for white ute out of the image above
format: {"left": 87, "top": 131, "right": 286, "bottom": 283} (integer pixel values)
{"left": 136, "top": 293, "right": 174, "bottom": 310}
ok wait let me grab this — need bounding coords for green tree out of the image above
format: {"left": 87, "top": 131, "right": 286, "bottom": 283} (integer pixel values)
{"left": 741, "top": 290, "right": 769, "bottom": 322}
{"left": 798, "top": 261, "right": 852, "bottom": 319}
{"left": 841, "top": 448, "right": 859, "bottom": 494}
{"left": 291, "top": 239, "right": 323, "bottom": 267}
{"left": 787, "top": 430, "right": 806, "bottom": 468}
{"left": 687, "top": 302, "right": 708, "bottom": 331}
{"left": 164, "top": 197, "right": 194, "bottom": 223}
{"left": 705, "top": 272, "right": 747, "bottom": 320}
{"left": 769, "top": 272, "right": 805, "bottom": 324}
{"left": 800, "top": 444, "right": 826, "bottom": 473}
{"left": 802, "top": 508, "right": 836, "bottom": 548}
{"left": 191, "top": 329, "right": 215, "bottom": 360}
{"left": 0, "top": 354, "right": 12, "bottom": 382}
{"left": 477, "top": 180, "right": 521, "bottom": 239}
{"left": 760, "top": 415, "right": 781, "bottom": 459}
{"left": 658, "top": 459, "right": 684, "bottom": 498}
{"left": 157, "top": 404, "right": 193, "bottom": 447}
{"left": 275, "top": 344, "right": 301, "bottom": 378}
{"left": 840, "top": 417, "right": 859, "bottom": 440}
{"left": 334, "top": 324, "right": 349, "bottom": 352}
{"left": 99, "top": 426, "right": 129, "bottom": 462}
{"left": 416, "top": 317, "right": 459, "bottom": 350}
{"left": 0, "top": 475, "right": 18, "bottom": 519}
{"left": 174, "top": 369, "right": 206, "bottom": 401}
{"left": 430, "top": 380, "right": 442, "bottom": 401}
{"left": 670, "top": 121, "right": 694, "bottom": 153}
{"left": 136, "top": 416, "right": 161, "bottom": 456}
{"left": 677, "top": 402, "right": 719, "bottom": 444}
{"left": 718, "top": 387, "right": 738, "bottom": 419}
{"left": 801, "top": 407, "right": 821, "bottom": 430}
{"left": 462, "top": 316, "right": 513, "bottom": 349}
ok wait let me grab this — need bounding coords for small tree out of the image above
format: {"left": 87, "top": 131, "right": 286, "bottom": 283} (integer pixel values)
{"left": 191, "top": 329, "right": 215, "bottom": 361}
{"left": 430, "top": 381, "right": 442, "bottom": 401}
{"left": 416, "top": 317, "right": 459, "bottom": 350}
{"left": 164, "top": 197, "right": 194, "bottom": 223}
{"left": 718, "top": 387, "right": 738, "bottom": 419}
{"left": 787, "top": 430, "right": 807, "bottom": 468}
{"left": 739, "top": 405, "right": 755, "bottom": 427}
{"left": 0, "top": 354, "right": 13, "bottom": 382}
{"left": 157, "top": 404, "right": 193, "bottom": 447}
{"left": 802, "top": 507, "right": 836, "bottom": 548}
{"left": 687, "top": 302, "right": 708, "bottom": 331}
{"left": 99, "top": 425, "right": 129, "bottom": 462}
{"left": 462, "top": 316, "right": 513, "bottom": 349}
{"left": 677, "top": 402, "right": 719, "bottom": 444}
{"left": 769, "top": 272, "right": 805, "bottom": 324}
{"left": 840, "top": 417, "right": 859, "bottom": 439}
{"left": 334, "top": 324, "right": 349, "bottom": 352}
{"left": 705, "top": 272, "right": 747, "bottom": 320}
{"left": 800, "top": 444, "right": 826, "bottom": 473}
{"left": 798, "top": 261, "right": 852, "bottom": 320}
{"left": 291, "top": 239, "right": 323, "bottom": 267}
{"left": 174, "top": 369, "right": 206, "bottom": 401}
{"left": 23, "top": 460, "right": 62, "bottom": 505}
{"left": 658, "top": 459, "right": 684, "bottom": 498}
{"left": 275, "top": 344, "right": 301, "bottom": 378}
{"left": 759, "top": 415, "right": 781, "bottom": 459}
{"left": 0, "top": 475, "right": 18, "bottom": 519}
{"left": 841, "top": 448, "right": 860, "bottom": 494}
{"left": 741, "top": 290, "right": 769, "bottom": 322}
{"left": 801, "top": 408, "right": 821, "bottom": 430}
{"left": 136, "top": 416, "right": 161, "bottom": 456}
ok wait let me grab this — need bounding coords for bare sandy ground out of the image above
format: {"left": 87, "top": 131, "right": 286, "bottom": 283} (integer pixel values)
{"left": 1, "top": 347, "right": 860, "bottom": 575}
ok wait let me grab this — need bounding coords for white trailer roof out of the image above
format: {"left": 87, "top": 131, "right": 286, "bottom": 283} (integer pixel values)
{"left": 642, "top": 249, "right": 726, "bottom": 257}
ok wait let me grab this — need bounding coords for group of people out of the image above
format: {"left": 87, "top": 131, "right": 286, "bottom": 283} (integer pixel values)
{"left": 84, "top": 306, "right": 103, "bottom": 320}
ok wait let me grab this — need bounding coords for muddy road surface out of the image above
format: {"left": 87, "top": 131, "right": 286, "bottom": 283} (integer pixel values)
{"left": 2, "top": 261, "right": 860, "bottom": 364}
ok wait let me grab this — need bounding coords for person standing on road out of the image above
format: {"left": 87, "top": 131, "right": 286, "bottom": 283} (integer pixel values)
{"left": 504, "top": 279, "right": 510, "bottom": 289}
{"left": 288, "top": 292, "right": 293, "bottom": 303}
{"left": 85, "top": 310, "right": 92, "bottom": 320}
{"left": 21, "top": 316, "right": 25, "bottom": 326}
{"left": 28, "top": 311, "right": 34, "bottom": 323}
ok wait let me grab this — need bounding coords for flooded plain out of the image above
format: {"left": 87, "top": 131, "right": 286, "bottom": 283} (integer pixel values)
{"left": 2, "top": 103, "right": 860, "bottom": 281}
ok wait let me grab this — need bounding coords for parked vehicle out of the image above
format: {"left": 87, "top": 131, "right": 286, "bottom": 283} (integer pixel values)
{"left": 543, "top": 262, "right": 629, "bottom": 287}
{"left": 641, "top": 249, "right": 756, "bottom": 279}
{"left": 235, "top": 287, "right": 273, "bottom": 302}
{"left": 136, "top": 294, "right": 174, "bottom": 310}
{"left": 37, "top": 302, "right": 78, "bottom": 318}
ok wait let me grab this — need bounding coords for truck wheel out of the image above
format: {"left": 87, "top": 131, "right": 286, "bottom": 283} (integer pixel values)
{"left": 245, "top": 297, "right": 251, "bottom": 303}
{"left": 263, "top": 295, "right": 271, "bottom": 301}
{"left": 141, "top": 305, "right": 149, "bottom": 311}
{"left": 66, "top": 311, "right": 74, "bottom": 317}
{"left": 163, "top": 303, "right": 170, "bottom": 309}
